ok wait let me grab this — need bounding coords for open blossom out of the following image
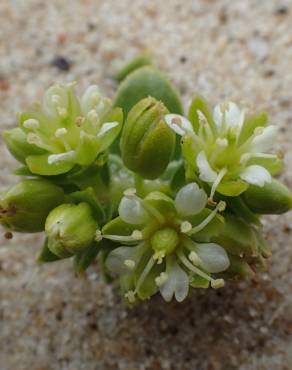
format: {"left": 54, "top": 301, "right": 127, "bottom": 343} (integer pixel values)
{"left": 101, "top": 183, "right": 230, "bottom": 303}
{"left": 165, "top": 100, "right": 282, "bottom": 199}
{"left": 5, "top": 83, "right": 123, "bottom": 175}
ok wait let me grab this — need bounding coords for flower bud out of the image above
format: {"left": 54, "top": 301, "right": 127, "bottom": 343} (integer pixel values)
{"left": 120, "top": 97, "right": 176, "bottom": 179}
{"left": 0, "top": 179, "right": 64, "bottom": 232}
{"left": 2, "top": 128, "right": 45, "bottom": 164}
{"left": 45, "top": 203, "right": 98, "bottom": 258}
{"left": 242, "top": 179, "right": 292, "bottom": 214}
{"left": 114, "top": 66, "right": 183, "bottom": 115}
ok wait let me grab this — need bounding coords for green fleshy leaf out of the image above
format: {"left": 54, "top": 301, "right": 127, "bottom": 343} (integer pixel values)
{"left": 114, "top": 66, "right": 183, "bottom": 116}
{"left": 238, "top": 112, "right": 268, "bottom": 145}
{"left": 222, "top": 254, "right": 255, "bottom": 279}
{"left": 222, "top": 196, "right": 261, "bottom": 226}
{"left": 102, "top": 216, "right": 142, "bottom": 236}
{"left": 242, "top": 179, "right": 292, "bottom": 215}
{"left": 26, "top": 154, "right": 74, "bottom": 176}
{"left": 37, "top": 238, "right": 66, "bottom": 263}
{"left": 213, "top": 215, "right": 258, "bottom": 256}
{"left": 188, "top": 95, "right": 216, "bottom": 133}
{"left": 74, "top": 241, "right": 101, "bottom": 274}
{"left": 114, "top": 51, "right": 153, "bottom": 82}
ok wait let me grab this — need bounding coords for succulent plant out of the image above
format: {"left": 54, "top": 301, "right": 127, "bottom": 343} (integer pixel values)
{"left": 0, "top": 54, "right": 291, "bottom": 304}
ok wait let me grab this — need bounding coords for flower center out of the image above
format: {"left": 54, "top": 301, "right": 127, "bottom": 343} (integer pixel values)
{"left": 150, "top": 227, "right": 179, "bottom": 256}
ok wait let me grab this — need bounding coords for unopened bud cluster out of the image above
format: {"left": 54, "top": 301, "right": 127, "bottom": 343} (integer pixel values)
{"left": 1, "top": 53, "right": 291, "bottom": 304}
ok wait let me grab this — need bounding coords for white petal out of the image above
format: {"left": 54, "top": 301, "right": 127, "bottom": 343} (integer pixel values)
{"left": 175, "top": 182, "right": 207, "bottom": 216}
{"left": 118, "top": 196, "right": 149, "bottom": 224}
{"left": 48, "top": 150, "right": 76, "bottom": 165}
{"left": 240, "top": 165, "right": 272, "bottom": 187}
{"left": 97, "top": 121, "right": 119, "bottom": 138}
{"left": 164, "top": 114, "right": 194, "bottom": 136}
{"left": 213, "top": 101, "right": 244, "bottom": 129}
{"left": 250, "top": 125, "right": 278, "bottom": 152}
{"left": 81, "top": 85, "right": 100, "bottom": 114}
{"left": 196, "top": 151, "right": 217, "bottom": 182}
{"left": 196, "top": 243, "right": 230, "bottom": 273}
{"left": 106, "top": 246, "right": 135, "bottom": 275}
{"left": 160, "top": 260, "right": 189, "bottom": 302}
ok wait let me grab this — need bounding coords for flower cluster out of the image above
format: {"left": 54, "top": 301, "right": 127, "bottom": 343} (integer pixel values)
{"left": 165, "top": 99, "right": 283, "bottom": 200}
{"left": 0, "top": 54, "right": 291, "bottom": 304}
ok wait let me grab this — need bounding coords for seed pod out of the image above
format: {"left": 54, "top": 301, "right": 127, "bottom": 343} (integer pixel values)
{"left": 45, "top": 202, "right": 98, "bottom": 258}
{"left": 114, "top": 66, "right": 183, "bottom": 116}
{"left": 0, "top": 179, "right": 64, "bottom": 232}
{"left": 242, "top": 179, "right": 292, "bottom": 214}
{"left": 120, "top": 97, "right": 176, "bottom": 179}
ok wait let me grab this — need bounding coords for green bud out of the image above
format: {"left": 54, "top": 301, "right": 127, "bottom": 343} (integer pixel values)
{"left": 120, "top": 97, "right": 176, "bottom": 179}
{"left": 0, "top": 179, "right": 64, "bottom": 232}
{"left": 242, "top": 179, "right": 292, "bottom": 214}
{"left": 114, "top": 66, "right": 183, "bottom": 115}
{"left": 45, "top": 203, "right": 98, "bottom": 258}
{"left": 2, "top": 128, "right": 45, "bottom": 163}
{"left": 114, "top": 51, "right": 153, "bottom": 82}
{"left": 150, "top": 227, "right": 179, "bottom": 255}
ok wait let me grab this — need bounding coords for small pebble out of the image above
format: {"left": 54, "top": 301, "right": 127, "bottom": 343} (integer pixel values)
{"left": 275, "top": 5, "right": 289, "bottom": 16}
{"left": 50, "top": 56, "right": 72, "bottom": 72}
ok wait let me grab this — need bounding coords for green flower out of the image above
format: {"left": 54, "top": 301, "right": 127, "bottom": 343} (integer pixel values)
{"left": 165, "top": 99, "right": 283, "bottom": 199}
{"left": 102, "top": 183, "right": 229, "bottom": 303}
{"left": 4, "top": 83, "right": 123, "bottom": 175}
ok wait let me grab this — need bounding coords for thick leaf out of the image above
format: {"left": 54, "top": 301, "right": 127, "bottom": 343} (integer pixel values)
{"left": 37, "top": 238, "right": 65, "bottom": 263}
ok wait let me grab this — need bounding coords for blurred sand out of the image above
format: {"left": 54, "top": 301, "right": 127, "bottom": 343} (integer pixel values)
{"left": 0, "top": 1, "right": 292, "bottom": 369}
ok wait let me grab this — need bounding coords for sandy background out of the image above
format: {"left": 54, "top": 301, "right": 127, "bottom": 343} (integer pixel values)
{"left": 0, "top": 1, "right": 292, "bottom": 369}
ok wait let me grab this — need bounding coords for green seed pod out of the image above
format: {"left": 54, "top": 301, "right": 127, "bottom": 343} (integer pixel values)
{"left": 2, "top": 128, "right": 45, "bottom": 164}
{"left": 242, "top": 179, "right": 292, "bottom": 214}
{"left": 45, "top": 203, "right": 98, "bottom": 258}
{"left": 114, "top": 66, "right": 183, "bottom": 116}
{"left": 120, "top": 97, "right": 176, "bottom": 179}
{"left": 114, "top": 51, "right": 153, "bottom": 82}
{"left": 0, "top": 179, "right": 64, "bottom": 232}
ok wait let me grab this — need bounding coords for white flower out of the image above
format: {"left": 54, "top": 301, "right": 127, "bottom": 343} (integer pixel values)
{"left": 240, "top": 165, "right": 272, "bottom": 187}
{"left": 213, "top": 101, "right": 245, "bottom": 130}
